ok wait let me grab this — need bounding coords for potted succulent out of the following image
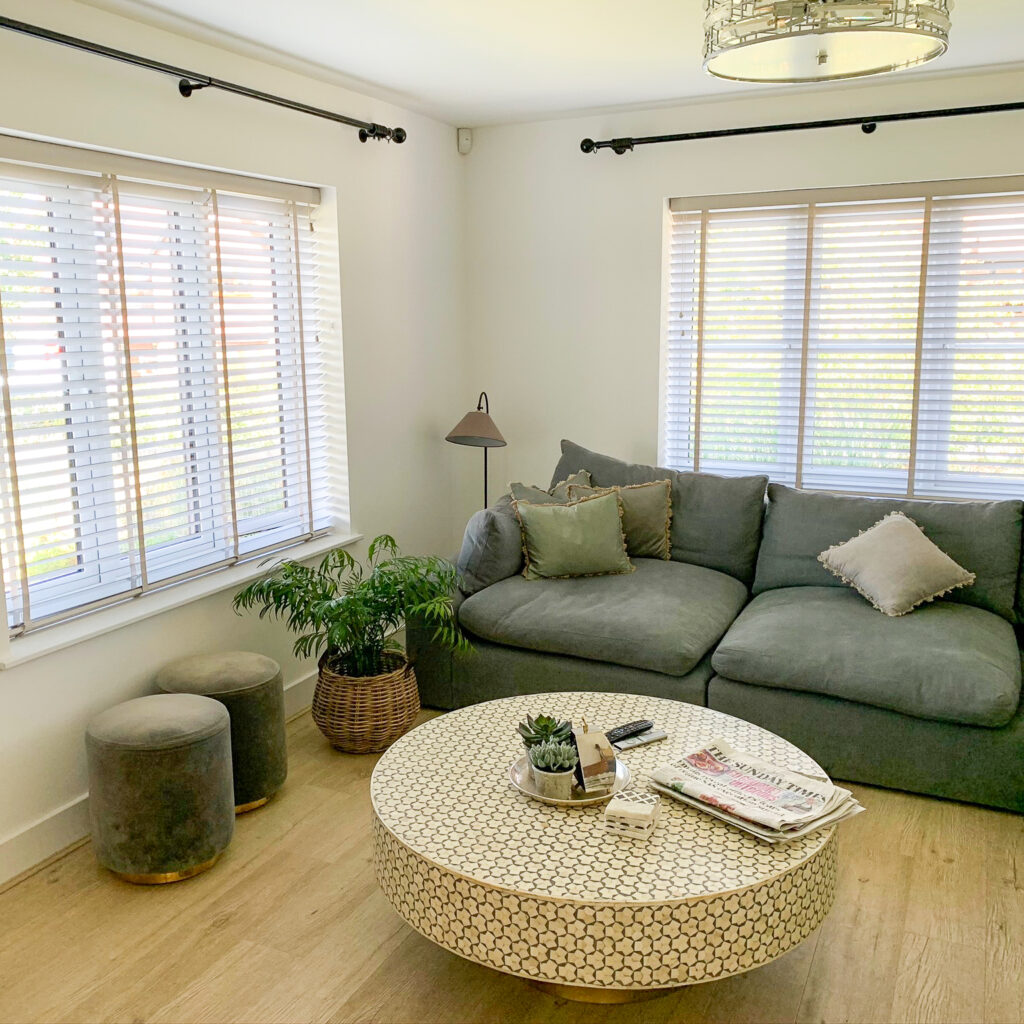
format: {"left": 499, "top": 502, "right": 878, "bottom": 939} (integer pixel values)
{"left": 518, "top": 714, "right": 573, "bottom": 749}
{"left": 529, "top": 740, "right": 579, "bottom": 800}
{"left": 234, "top": 535, "right": 466, "bottom": 753}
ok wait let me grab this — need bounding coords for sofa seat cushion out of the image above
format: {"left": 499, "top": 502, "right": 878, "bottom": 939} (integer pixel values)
{"left": 459, "top": 558, "right": 749, "bottom": 677}
{"left": 712, "top": 587, "right": 1022, "bottom": 728}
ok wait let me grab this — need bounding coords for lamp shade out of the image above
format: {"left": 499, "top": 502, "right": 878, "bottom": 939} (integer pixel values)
{"left": 445, "top": 410, "right": 506, "bottom": 448}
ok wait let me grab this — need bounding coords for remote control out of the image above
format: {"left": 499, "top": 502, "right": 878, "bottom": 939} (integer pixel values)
{"left": 613, "top": 728, "right": 668, "bottom": 751}
{"left": 605, "top": 720, "right": 655, "bottom": 745}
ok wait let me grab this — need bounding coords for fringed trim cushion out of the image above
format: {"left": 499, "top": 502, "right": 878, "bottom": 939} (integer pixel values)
{"left": 512, "top": 490, "right": 634, "bottom": 581}
{"left": 508, "top": 470, "right": 591, "bottom": 505}
{"left": 818, "top": 511, "right": 976, "bottom": 617}
{"left": 568, "top": 479, "right": 673, "bottom": 560}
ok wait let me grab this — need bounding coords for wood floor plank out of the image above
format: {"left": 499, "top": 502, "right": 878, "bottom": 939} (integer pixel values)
{"left": 902, "top": 798, "right": 989, "bottom": 946}
{"left": 984, "top": 811, "right": 1024, "bottom": 1024}
{"left": 889, "top": 932, "right": 985, "bottom": 1024}
{"left": 0, "top": 710, "right": 1019, "bottom": 1024}
{"left": 798, "top": 788, "right": 914, "bottom": 1024}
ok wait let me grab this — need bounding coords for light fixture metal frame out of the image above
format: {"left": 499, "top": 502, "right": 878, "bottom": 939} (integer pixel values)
{"left": 703, "top": 0, "right": 953, "bottom": 84}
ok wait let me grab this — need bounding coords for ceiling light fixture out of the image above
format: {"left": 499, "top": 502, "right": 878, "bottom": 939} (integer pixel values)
{"left": 703, "top": 0, "right": 953, "bottom": 84}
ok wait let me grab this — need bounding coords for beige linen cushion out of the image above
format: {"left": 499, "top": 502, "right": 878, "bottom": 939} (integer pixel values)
{"left": 568, "top": 480, "right": 673, "bottom": 559}
{"left": 513, "top": 491, "right": 633, "bottom": 581}
{"left": 818, "top": 511, "right": 976, "bottom": 617}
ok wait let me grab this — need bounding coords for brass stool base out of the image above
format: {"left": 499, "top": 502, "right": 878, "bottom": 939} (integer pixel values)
{"left": 530, "top": 981, "right": 680, "bottom": 1004}
{"left": 112, "top": 854, "right": 220, "bottom": 885}
{"left": 235, "top": 796, "right": 270, "bottom": 814}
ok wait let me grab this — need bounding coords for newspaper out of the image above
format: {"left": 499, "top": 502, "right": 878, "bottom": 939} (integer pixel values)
{"left": 650, "top": 739, "right": 863, "bottom": 843}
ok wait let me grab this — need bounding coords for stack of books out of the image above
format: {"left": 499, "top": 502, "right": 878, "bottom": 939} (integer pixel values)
{"left": 650, "top": 739, "right": 864, "bottom": 843}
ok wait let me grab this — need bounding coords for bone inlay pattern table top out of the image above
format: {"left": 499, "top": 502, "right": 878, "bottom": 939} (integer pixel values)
{"left": 371, "top": 692, "right": 837, "bottom": 993}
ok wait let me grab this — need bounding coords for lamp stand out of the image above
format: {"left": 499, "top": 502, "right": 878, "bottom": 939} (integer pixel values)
{"left": 483, "top": 447, "right": 489, "bottom": 509}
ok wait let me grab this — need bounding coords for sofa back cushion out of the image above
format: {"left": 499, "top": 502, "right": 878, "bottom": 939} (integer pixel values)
{"left": 550, "top": 440, "right": 768, "bottom": 585}
{"left": 1016, "top": 544, "right": 1024, "bottom": 640}
{"left": 754, "top": 484, "right": 1024, "bottom": 622}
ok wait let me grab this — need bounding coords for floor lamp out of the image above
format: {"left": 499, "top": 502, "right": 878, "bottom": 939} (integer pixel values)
{"left": 445, "top": 392, "right": 506, "bottom": 508}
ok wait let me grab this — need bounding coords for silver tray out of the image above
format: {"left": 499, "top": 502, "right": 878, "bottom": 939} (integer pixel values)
{"left": 508, "top": 754, "right": 631, "bottom": 807}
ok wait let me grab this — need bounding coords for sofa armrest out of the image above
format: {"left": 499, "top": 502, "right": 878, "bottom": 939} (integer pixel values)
{"left": 455, "top": 497, "right": 523, "bottom": 594}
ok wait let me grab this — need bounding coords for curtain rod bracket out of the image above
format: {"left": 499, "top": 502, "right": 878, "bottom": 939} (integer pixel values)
{"left": 177, "top": 78, "right": 211, "bottom": 98}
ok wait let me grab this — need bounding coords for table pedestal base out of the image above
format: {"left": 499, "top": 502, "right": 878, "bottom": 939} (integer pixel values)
{"left": 530, "top": 981, "right": 680, "bottom": 1004}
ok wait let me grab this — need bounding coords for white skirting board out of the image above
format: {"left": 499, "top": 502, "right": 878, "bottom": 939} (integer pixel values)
{"left": 0, "top": 669, "right": 318, "bottom": 888}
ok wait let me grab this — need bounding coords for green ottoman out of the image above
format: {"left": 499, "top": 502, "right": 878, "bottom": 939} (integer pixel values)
{"left": 86, "top": 693, "right": 234, "bottom": 884}
{"left": 155, "top": 651, "right": 287, "bottom": 813}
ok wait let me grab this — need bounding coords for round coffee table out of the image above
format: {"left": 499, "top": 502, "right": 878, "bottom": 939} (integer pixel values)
{"left": 371, "top": 692, "right": 837, "bottom": 1001}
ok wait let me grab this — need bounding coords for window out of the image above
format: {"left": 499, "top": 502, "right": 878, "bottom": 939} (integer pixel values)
{"left": 0, "top": 139, "right": 334, "bottom": 636}
{"left": 662, "top": 179, "right": 1024, "bottom": 500}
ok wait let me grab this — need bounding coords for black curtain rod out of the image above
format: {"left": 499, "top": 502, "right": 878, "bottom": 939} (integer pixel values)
{"left": 0, "top": 16, "right": 406, "bottom": 144}
{"left": 580, "top": 98, "right": 1024, "bottom": 155}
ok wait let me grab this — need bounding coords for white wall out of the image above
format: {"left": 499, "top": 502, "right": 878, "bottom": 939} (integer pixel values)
{"left": 5, "top": 2, "right": 1024, "bottom": 886}
{"left": 0, "top": 0, "right": 476, "bottom": 882}
{"left": 463, "top": 66, "right": 1024, "bottom": 491}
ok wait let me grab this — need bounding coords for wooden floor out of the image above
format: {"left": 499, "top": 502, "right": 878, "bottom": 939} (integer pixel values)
{"left": 1, "top": 710, "right": 1022, "bottom": 1024}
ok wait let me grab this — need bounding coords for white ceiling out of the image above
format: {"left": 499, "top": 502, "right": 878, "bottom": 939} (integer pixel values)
{"left": 86, "top": 1, "right": 1024, "bottom": 125}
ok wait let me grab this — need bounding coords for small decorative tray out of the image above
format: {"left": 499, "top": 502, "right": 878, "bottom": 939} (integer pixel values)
{"left": 508, "top": 755, "right": 631, "bottom": 807}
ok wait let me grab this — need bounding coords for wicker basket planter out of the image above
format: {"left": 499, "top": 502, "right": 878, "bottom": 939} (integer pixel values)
{"left": 312, "top": 652, "right": 420, "bottom": 753}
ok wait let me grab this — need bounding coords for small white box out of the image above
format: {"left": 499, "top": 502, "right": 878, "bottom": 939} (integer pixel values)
{"left": 604, "top": 790, "right": 661, "bottom": 839}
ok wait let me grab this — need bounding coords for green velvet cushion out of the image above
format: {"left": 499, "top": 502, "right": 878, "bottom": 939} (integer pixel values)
{"left": 87, "top": 692, "right": 229, "bottom": 749}
{"left": 549, "top": 439, "right": 767, "bottom": 585}
{"left": 712, "top": 586, "right": 1022, "bottom": 728}
{"left": 153, "top": 651, "right": 280, "bottom": 696}
{"left": 568, "top": 480, "right": 672, "bottom": 559}
{"left": 459, "top": 557, "right": 749, "bottom": 677}
{"left": 455, "top": 495, "right": 523, "bottom": 594}
{"left": 509, "top": 470, "right": 591, "bottom": 504}
{"left": 513, "top": 491, "right": 632, "bottom": 581}
{"left": 755, "top": 483, "right": 1023, "bottom": 622}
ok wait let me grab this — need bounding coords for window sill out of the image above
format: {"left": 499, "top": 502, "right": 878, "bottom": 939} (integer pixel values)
{"left": 0, "top": 531, "right": 361, "bottom": 671}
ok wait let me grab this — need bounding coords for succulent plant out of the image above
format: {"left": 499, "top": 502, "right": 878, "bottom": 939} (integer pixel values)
{"left": 529, "top": 740, "right": 579, "bottom": 774}
{"left": 518, "top": 714, "right": 573, "bottom": 749}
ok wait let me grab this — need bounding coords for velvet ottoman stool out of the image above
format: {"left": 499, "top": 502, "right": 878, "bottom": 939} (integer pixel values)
{"left": 86, "top": 693, "right": 234, "bottom": 883}
{"left": 155, "top": 651, "right": 287, "bottom": 813}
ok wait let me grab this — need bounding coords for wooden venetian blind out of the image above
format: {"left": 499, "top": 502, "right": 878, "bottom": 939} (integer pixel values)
{"left": 0, "top": 141, "right": 331, "bottom": 635}
{"left": 662, "top": 178, "right": 1024, "bottom": 500}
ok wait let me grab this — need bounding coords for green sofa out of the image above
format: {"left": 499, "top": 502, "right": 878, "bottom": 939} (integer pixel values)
{"left": 409, "top": 440, "right": 1024, "bottom": 812}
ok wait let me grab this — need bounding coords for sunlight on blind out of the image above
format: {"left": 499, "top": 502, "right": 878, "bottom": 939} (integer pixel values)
{"left": 663, "top": 187, "right": 1024, "bottom": 500}
{"left": 0, "top": 162, "right": 333, "bottom": 635}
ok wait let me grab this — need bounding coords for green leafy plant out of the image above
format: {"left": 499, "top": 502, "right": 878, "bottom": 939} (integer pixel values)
{"left": 233, "top": 535, "right": 468, "bottom": 677}
{"left": 529, "top": 740, "right": 579, "bottom": 774}
{"left": 518, "top": 714, "right": 573, "bottom": 749}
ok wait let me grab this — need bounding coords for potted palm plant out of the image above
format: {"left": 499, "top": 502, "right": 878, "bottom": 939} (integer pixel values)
{"left": 234, "top": 535, "right": 466, "bottom": 753}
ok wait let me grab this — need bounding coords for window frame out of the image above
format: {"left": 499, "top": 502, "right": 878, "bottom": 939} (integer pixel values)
{"left": 0, "top": 134, "right": 340, "bottom": 643}
{"left": 661, "top": 175, "right": 1024, "bottom": 501}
